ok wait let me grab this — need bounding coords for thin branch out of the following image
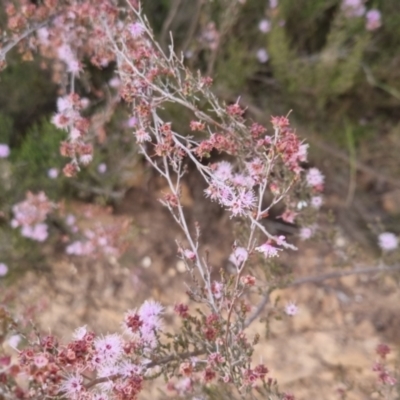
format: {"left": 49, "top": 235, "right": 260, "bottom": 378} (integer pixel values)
{"left": 290, "top": 264, "right": 400, "bottom": 287}
{"left": 0, "top": 19, "right": 52, "bottom": 60}
{"left": 180, "top": 0, "right": 203, "bottom": 54}
{"left": 84, "top": 348, "right": 206, "bottom": 390}
{"left": 160, "top": 0, "right": 182, "bottom": 51}
{"left": 245, "top": 292, "right": 270, "bottom": 328}
{"left": 244, "top": 264, "right": 400, "bottom": 327}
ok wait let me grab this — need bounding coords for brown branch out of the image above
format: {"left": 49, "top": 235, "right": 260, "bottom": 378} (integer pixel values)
{"left": 84, "top": 348, "right": 205, "bottom": 390}
{"left": 245, "top": 292, "right": 270, "bottom": 328}
{"left": 160, "top": 0, "right": 183, "bottom": 51}
{"left": 0, "top": 19, "right": 53, "bottom": 60}
{"left": 289, "top": 264, "right": 400, "bottom": 287}
{"left": 244, "top": 264, "right": 400, "bottom": 327}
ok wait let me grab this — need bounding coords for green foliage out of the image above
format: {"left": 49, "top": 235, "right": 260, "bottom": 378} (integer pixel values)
{"left": 11, "top": 119, "right": 69, "bottom": 199}
{"left": 268, "top": 5, "right": 368, "bottom": 110}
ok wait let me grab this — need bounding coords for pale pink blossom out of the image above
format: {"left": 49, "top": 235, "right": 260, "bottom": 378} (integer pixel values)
{"left": 108, "top": 77, "right": 121, "bottom": 88}
{"left": 213, "top": 161, "right": 233, "bottom": 181}
{"left": 232, "top": 174, "right": 254, "bottom": 188}
{"left": 60, "top": 374, "right": 84, "bottom": 399}
{"left": 378, "top": 232, "right": 398, "bottom": 251}
{"left": 129, "top": 22, "right": 145, "bottom": 38}
{"left": 34, "top": 354, "right": 49, "bottom": 369}
{"left": 255, "top": 242, "right": 280, "bottom": 258}
{"left": 183, "top": 249, "right": 196, "bottom": 260}
{"left": 306, "top": 167, "right": 324, "bottom": 187}
{"left": 366, "top": 9, "right": 381, "bottom": 31}
{"left": 211, "top": 281, "right": 224, "bottom": 299}
{"left": 118, "top": 361, "right": 142, "bottom": 378}
{"left": 256, "top": 48, "right": 269, "bottom": 63}
{"left": 341, "top": 0, "right": 365, "bottom": 18}
{"left": 270, "top": 0, "right": 278, "bottom": 8}
{"left": 97, "top": 163, "right": 107, "bottom": 174}
{"left": 57, "top": 96, "right": 72, "bottom": 113}
{"left": 258, "top": 19, "right": 271, "bottom": 33}
{"left": 126, "top": 117, "right": 137, "bottom": 128}
{"left": 311, "top": 196, "right": 323, "bottom": 209}
{"left": 94, "top": 334, "right": 124, "bottom": 365}
{"left": 297, "top": 143, "right": 309, "bottom": 162}
{"left": 65, "top": 214, "right": 76, "bottom": 226}
{"left": 47, "top": 168, "right": 59, "bottom": 179}
{"left": 0, "top": 144, "right": 10, "bottom": 158}
{"left": 80, "top": 154, "right": 93, "bottom": 165}
{"left": 0, "top": 263, "right": 8, "bottom": 277}
{"left": 285, "top": 302, "right": 298, "bottom": 316}
{"left": 299, "top": 226, "right": 314, "bottom": 240}
{"left": 21, "top": 223, "right": 49, "bottom": 242}
{"left": 229, "top": 247, "right": 248, "bottom": 268}
{"left": 72, "top": 326, "right": 88, "bottom": 341}
{"left": 134, "top": 129, "right": 151, "bottom": 143}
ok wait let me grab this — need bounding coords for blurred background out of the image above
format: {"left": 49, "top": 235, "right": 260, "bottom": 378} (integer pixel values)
{"left": 1, "top": 0, "right": 400, "bottom": 398}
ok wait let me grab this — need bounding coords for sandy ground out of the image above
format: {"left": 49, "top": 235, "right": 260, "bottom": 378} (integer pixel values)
{"left": 8, "top": 175, "right": 400, "bottom": 400}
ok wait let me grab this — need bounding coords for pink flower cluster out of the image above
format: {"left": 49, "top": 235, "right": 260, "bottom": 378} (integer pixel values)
{"left": 10, "top": 301, "right": 163, "bottom": 400}
{"left": 205, "top": 161, "right": 257, "bottom": 218}
{"left": 11, "top": 192, "right": 53, "bottom": 242}
{"left": 341, "top": 1, "right": 382, "bottom": 31}
{"left": 123, "top": 300, "right": 164, "bottom": 349}
{"left": 65, "top": 222, "right": 129, "bottom": 260}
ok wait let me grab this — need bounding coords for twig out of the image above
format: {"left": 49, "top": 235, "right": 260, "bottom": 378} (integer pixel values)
{"left": 0, "top": 19, "right": 53, "bottom": 60}
{"left": 84, "top": 348, "right": 206, "bottom": 390}
{"left": 244, "top": 264, "right": 400, "bottom": 327}
{"left": 245, "top": 292, "right": 270, "bottom": 328}
{"left": 290, "top": 264, "right": 400, "bottom": 287}
{"left": 180, "top": 0, "right": 203, "bottom": 54}
{"left": 160, "top": 0, "right": 182, "bottom": 51}
{"left": 237, "top": 96, "right": 400, "bottom": 189}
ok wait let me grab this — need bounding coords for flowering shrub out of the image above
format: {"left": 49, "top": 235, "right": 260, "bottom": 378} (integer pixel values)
{"left": 0, "top": 1, "right": 399, "bottom": 399}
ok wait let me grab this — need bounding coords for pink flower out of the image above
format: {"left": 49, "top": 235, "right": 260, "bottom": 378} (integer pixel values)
{"left": 0, "top": 144, "right": 10, "bottom": 158}
{"left": 183, "top": 249, "right": 196, "bottom": 260}
{"left": 109, "top": 77, "right": 121, "bottom": 88}
{"left": 134, "top": 129, "right": 151, "bottom": 143}
{"left": 47, "top": 168, "right": 59, "bottom": 179}
{"left": 285, "top": 302, "right": 298, "bottom": 316}
{"left": 256, "top": 48, "right": 269, "bottom": 63}
{"left": 57, "top": 96, "right": 72, "bottom": 113}
{"left": 229, "top": 247, "right": 248, "bottom": 268}
{"left": 255, "top": 242, "right": 280, "bottom": 258}
{"left": 139, "top": 300, "right": 164, "bottom": 321}
{"left": 213, "top": 161, "right": 233, "bottom": 181}
{"left": 341, "top": 0, "right": 365, "bottom": 18}
{"left": 306, "top": 167, "right": 324, "bottom": 188}
{"left": 97, "top": 163, "right": 107, "bottom": 174}
{"left": 21, "top": 223, "right": 49, "bottom": 242}
{"left": 72, "top": 326, "right": 87, "bottom": 341}
{"left": 0, "top": 263, "right": 8, "bottom": 277}
{"left": 270, "top": 0, "right": 278, "bottom": 8}
{"left": 311, "top": 195, "right": 323, "bottom": 209}
{"left": 80, "top": 154, "right": 93, "bottom": 165}
{"left": 60, "top": 374, "right": 84, "bottom": 399}
{"left": 34, "top": 354, "right": 49, "bottom": 369}
{"left": 299, "top": 226, "right": 314, "bottom": 240}
{"left": 129, "top": 22, "right": 145, "bottom": 38}
{"left": 211, "top": 281, "right": 224, "bottom": 299}
{"left": 297, "top": 143, "right": 309, "bottom": 162}
{"left": 378, "top": 232, "right": 398, "bottom": 251}
{"left": 94, "top": 334, "right": 123, "bottom": 365}
{"left": 126, "top": 117, "right": 138, "bottom": 128}
{"left": 366, "top": 9, "right": 381, "bottom": 31}
{"left": 258, "top": 19, "right": 271, "bottom": 33}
